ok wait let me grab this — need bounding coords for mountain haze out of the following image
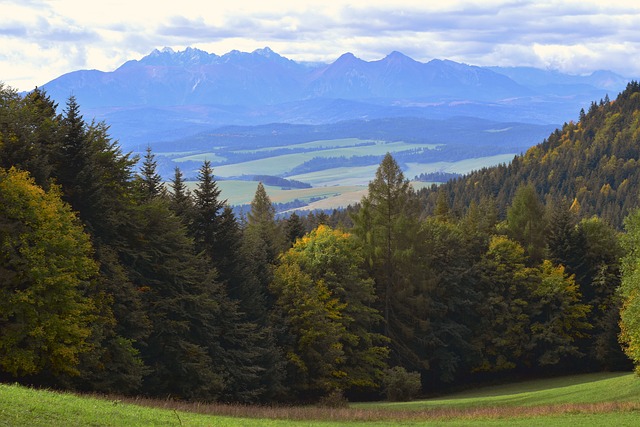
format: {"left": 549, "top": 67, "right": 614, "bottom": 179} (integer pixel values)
{"left": 43, "top": 47, "right": 538, "bottom": 108}
{"left": 38, "top": 47, "right": 629, "bottom": 149}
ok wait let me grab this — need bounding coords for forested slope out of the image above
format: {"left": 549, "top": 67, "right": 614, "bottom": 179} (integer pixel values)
{"left": 2, "top": 81, "right": 640, "bottom": 406}
{"left": 419, "top": 81, "right": 640, "bottom": 228}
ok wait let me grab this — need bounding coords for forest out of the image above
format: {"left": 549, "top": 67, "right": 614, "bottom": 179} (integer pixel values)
{"left": 2, "top": 82, "right": 640, "bottom": 404}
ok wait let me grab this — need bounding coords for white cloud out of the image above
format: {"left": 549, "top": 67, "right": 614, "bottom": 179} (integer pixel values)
{"left": 1, "top": 0, "right": 640, "bottom": 91}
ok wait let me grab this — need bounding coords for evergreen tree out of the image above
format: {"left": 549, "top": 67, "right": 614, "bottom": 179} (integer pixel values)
{"left": 243, "top": 182, "right": 285, "bottom": 316}
{"left": 129, "top": 197, "right": 226, "bottom": 399}
{"left": 191, "top": 160, "right": 226, "bottom": 261}
{"left": 352, "top": 153, "right": 422, "bottom": 370}
{"left": 169, "top": 166, "right": 193, "bottom": 222}
{"left": 434, "top": 188, "right": 452, "bottom": 222}
{"left": 579, "top": 217, "right": 630, "bottom": 370}
{"left": 545, "top": 197, "right": 586, "bottom": 276}
{"left": 38, "top": 96, "right": 150, "bottom": 393}
{"left": 0, "top": 87, "right": 58, "bottom": 188}
{"left": 413, "top": 219, "right": 481, "bottom": 384}
{"left": 137, "top": 146, "right": 165, "bottom": 200}
{"left": 285, "top": 212, "right": 306, "bottom": 245}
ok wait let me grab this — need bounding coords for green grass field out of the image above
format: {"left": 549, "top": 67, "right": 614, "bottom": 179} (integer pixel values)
{"left": 2, "top": 372, "right": 640, "bottom": 426}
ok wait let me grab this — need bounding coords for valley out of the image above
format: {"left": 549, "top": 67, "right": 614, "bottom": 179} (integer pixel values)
{"left": 37, "top": 47, "right": 627, "bottom": 212}
{"left": 147, "top": 118, "right": 554, "bottom": 212}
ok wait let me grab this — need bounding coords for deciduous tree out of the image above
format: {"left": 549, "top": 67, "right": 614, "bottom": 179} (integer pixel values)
{"left": 0, "top": 168, "right": 97, "bottom": 378}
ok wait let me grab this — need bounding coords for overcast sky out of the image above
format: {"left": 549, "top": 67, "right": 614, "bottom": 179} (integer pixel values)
{"left": 2, "top": 0, "right": 640, "bottom": 91}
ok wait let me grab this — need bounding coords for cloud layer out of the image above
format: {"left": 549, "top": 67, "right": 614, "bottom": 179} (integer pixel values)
{"left": 2, "top": 0, "right": 640, "bottom": 91}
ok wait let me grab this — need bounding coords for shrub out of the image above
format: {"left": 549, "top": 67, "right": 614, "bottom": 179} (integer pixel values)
{"left": 382, "top": 367, "right": 422, "bottom": 401}
{"left": 316, "top": 389, "right": 349, "bottom": 408}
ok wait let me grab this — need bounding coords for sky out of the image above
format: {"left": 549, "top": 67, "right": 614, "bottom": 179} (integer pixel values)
{"left": 2, "top": 0, "right": 640, "bottom": 91}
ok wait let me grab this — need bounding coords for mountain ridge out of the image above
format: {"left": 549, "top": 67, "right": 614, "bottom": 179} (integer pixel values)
{"left": 42, "top": 47, "right": 627, "bottom": 109}
{"left": 37, "top": 47, "right": 632, "bottom": 149}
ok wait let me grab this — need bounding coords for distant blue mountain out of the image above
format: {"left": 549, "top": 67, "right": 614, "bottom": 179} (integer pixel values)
{"left": 39, "top": 47, "right": 545, "bottom": 109}
{"left": 38, "top": 47, "right": 631, "bottom": 148}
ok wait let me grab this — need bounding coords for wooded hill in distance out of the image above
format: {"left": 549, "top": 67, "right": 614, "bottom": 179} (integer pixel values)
{"left": 419, "top": 82, "right": 640, "bottom": 229}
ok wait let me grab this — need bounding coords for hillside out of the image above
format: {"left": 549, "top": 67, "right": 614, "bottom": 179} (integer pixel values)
{"left": 420, "top": 82, "right": 640, "bottom": 228}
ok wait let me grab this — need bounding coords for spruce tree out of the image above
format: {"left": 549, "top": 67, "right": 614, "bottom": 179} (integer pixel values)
{"left": 243, "top": 182, "right": 285, "bottom": 317}
{"left": 169, "top": 166, "right": 193, "bottom": 222}
{"left": 191, "top": 160, "right": 226, "bottom": 261}
{"left": 42, "top": 96, "right": 150, "bottom": 393}
{"left": 285, "top": 212, "right": 306, "bottom": 245}
{"left": 137, "top": 146, "right": 165, "bottom": 200}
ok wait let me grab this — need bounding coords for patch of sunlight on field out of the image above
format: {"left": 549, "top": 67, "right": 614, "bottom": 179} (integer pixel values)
{"left": 288, "top": 165, "right": 380, "bottom": 186}
{"left": 234, "top": 138, "right": 378, "bottom": 153}
{"left": 292, "top": 187, "right": 369, "bottom": 211}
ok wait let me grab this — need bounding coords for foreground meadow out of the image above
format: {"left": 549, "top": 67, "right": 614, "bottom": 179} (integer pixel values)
{"left": 2, "top": 372, "right": 640, "bottom": 426}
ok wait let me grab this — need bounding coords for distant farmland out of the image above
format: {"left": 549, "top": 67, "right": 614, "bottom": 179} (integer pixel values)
{"left": 171, "top": 138, "right": 516, "bottom": 211}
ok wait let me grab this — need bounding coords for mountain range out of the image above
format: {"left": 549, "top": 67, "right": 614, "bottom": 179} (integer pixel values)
{"left": 39, "top": 47, "right": 631, "bottom": 150}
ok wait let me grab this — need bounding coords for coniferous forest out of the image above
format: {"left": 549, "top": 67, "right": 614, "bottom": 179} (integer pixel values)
{"left": 3, "top": 82, "right": 640, "bottom": 403}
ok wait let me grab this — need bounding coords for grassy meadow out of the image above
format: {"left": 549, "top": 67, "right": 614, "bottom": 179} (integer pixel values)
{"left": 2, "top": 372, "right": 640, "bottom": 426}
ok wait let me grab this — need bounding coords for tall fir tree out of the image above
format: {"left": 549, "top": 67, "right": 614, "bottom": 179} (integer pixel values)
{"left": 137, "top": 146, "right": 165, "bottom": 201}
{"left": 243, "top": 182, "right": 285, "bottom": 319}
{"left": 169, "top": 166, "right": 193, "bottom": 222}
{"left": 191, "top": 160, "right": 226, "bottom": 261}
{"left": 38, "top": 96, "right": 150, "bottom": 393}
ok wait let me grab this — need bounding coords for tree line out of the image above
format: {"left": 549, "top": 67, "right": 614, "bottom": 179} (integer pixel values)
{"left": 1, "top": 82, "right": 640, "bottom": 404}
